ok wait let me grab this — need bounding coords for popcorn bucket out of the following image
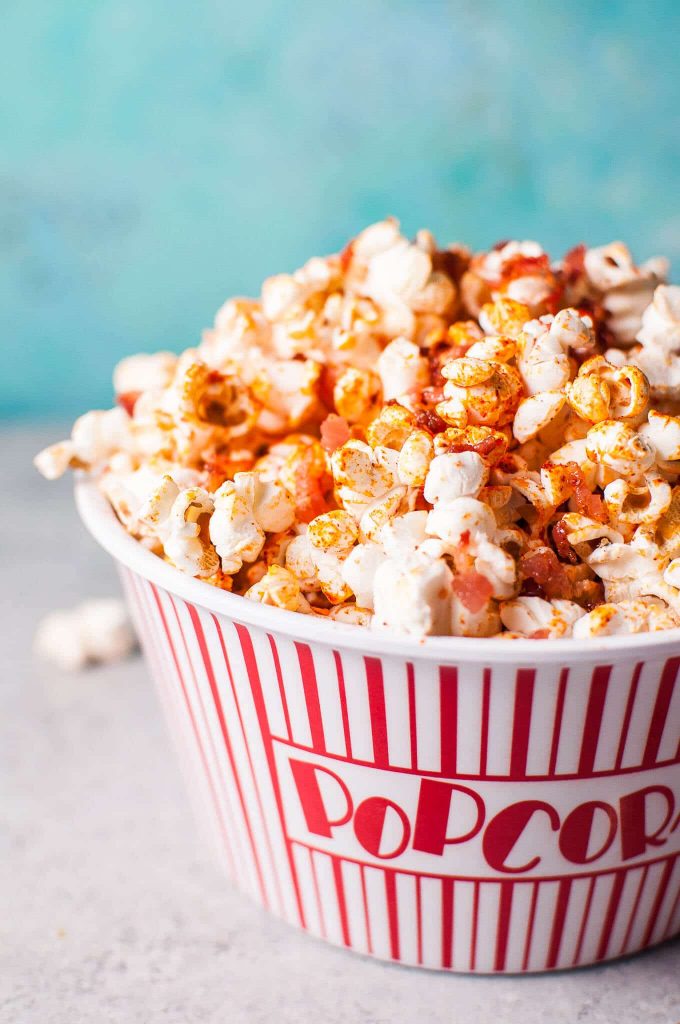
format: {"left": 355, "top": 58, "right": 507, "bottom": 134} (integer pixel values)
{"left": 77, "top": 481, "right": 680, "bottom": 973}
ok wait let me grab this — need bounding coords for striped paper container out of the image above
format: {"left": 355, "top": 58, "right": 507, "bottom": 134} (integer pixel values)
{"left": 77, "top": 481, "right": 680, "bottom": 973}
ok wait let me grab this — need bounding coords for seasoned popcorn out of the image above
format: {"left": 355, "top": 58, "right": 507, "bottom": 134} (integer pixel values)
{"left": 37, "top": 220, "right": 680, "bottom": 638}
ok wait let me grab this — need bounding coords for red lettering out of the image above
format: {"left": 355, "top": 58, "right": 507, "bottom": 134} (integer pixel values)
{"left": 559, "top": 801, "right": 617, "bottom": 864}
{"left": 354, "top": 797, "right": 411, "bottom": 859}
{"left": 289, "top": 759, "right": 352, "bottom": 838}
{"left": 483, "top": 801, "right": 560, "bottom": 873}
{"left": 620, "top": 786, "right": 676, "bottom": 861}
{"left": 413, "top": 779, "right": 485, "bottom": 855}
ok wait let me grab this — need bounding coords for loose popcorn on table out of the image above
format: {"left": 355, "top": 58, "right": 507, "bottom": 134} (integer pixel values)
{"left": 36, "top": 220, "right": 680, "bottom": 638}
{"left": 34, "top": 599, "right": 138, "bottom": 671}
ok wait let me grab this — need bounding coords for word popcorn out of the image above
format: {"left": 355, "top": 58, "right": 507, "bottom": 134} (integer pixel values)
{"left": 36, "top": 221, "right": 680, "bottom": 638}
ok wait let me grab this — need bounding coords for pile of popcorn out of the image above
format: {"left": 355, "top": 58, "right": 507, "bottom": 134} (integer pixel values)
{"left": 36, "top": 220, "right": 680, "bottom": 639}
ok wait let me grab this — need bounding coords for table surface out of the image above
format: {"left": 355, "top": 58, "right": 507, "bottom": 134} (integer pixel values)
{"left": 2, "top": 424, "right": 679, "bottom": 1024}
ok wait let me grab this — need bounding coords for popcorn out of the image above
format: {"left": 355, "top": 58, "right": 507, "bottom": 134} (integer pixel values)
{"left": 244, "top": 566, "right": 311, "bottom": 612}
{"left": 34, "top": 598, "right": 137, "bottom": 671}
{"left": 140, "top": 476, "right": 220, "bottom": 577}
{"left": 377, "top": 337, "right": 429, "bottom": 401}
{"left": 38, "top": 220, "right": 680, "bottom": 638}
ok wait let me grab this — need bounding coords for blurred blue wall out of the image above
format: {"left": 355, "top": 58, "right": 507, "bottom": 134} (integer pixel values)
{"left": 2, "top": 0, "right": 680, "bottom": 419}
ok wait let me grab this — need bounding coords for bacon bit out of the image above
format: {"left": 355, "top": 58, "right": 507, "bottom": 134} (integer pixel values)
{"left": 520, "top": 548, "right": 572, "bottom": 600}
{"left": 552, "top": 518, "right": 579, "bottom": 564}
{"left": 319, "top": 364, "right": 342, "bottom": 410}
{"left": 565, "top": 463, "right": 608, "bottom": 522}
{"left": 530, "top": 628, "right": 551, "bottom": 640}
{"left": 500, "top": 253, "right": 552, "bottom": 284}
{"left": 421, "top": 384, "right": 446, "bottom": 406}
{"left": 447, "top": 435, "right": 507, "bottom": 460}
{"left": 293, "top": 463, "right": 329, "bottom": 523}
{"left": 339, "top": 239, "right": 355, "bottom": 273}
{"left": 206, "top": 369, "right": 224, "bottom": 384}
{"left": 492, "top": 239, "right": 511, "bottom": 252}
{"left": 116, "top": 391, "right": 141, "bottom": 417}
{"left": 432, "top": 246, "right": 470, "bottom": 282}
{"left": 452, "top": 571, "right": 493, "bottom": 613}
{"left": 562, "top": 244, "right": 586, "bottom": 283}
{"left": 320, "top": 414, "right": 350, "bottom": 453}
{"left": 414, "top": 408, "right": 447, "bottom": 435}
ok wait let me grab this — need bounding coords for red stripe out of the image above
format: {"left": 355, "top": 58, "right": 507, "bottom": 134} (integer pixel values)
{"left": 546, "top": 878, "right": 572, "bottom": 968}
{"left": 620, "top": 865, "right": 649, "bottom": 954}
{"left": 234, "top": 623, "right": 307, "bottom": 928}
{"left": 615, "top": 662, "right": 643, "bottom": 769}
{"left": 549, "top": 668, "right": 569, "bottom": 775}
{"left": 522, "top": 883, "right": 539, "bottom": 971}
{"left": 294, "top": 642, "right": 326, "bottom": 752}
{"left": 333, "top": 650, "right": 353, "bottom": 760}
{"left": 259, "top": 732, "right": 680, "bottom": 781}
{"left": 642, "top": 658, "right": 680, "bottom": 768}
{"left": 407, "top": 662, "right": 418, "bottom": 771}
{"left": 596, "top": 871, "right": 626, "bottom": 961}
{"left": 510, "top": 668, "right": 536, "bottom": 779}
{"left": 360, "top": 866, "right": 373, "bottom": 955}
{"left": 572, "top": 877, "right": 596, "bottom": 966}
{"left": 578, "top": 665, "right": 612, "bottom": 775}
{"left": 441, "top": 877, "right": 454, "bottom": 969}
{"left": 642, "top": 856, "right": 677, "bottom": 946}
{"left": 267, "top": 634, "right": 293, "bottom": 741}
{"left": 293, "top": 837, "right": 677, "bottom": 884}
{"left": 479, "top": 670, "right": 491, "bottom": 778}
{"left": 331, "top": 857, "right": 351, "bottom": 947}
{"left": 494, "top": 882, "right": 513, "bottom": 971}
{"left": 384, "top": 872, "right": 400, "bottom": 961}
{"left": 415, "top": 875, "right": 423, "bottom": 965}
{"left": 148, "top": 586, "right": 237, "bottom": 880}
{"left": 469, "top": 881, "right": 480, "bottom": 970}
{"left": 364, "top": 656, "right": 389, "bottom": 767}
{"left": 202, "top": 609, "right": 284, "bottom": 912}
{"left": 439, "top": 666, "right": 458, "bottom": 777}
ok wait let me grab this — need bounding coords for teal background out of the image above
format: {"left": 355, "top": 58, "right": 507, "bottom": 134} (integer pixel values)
{"left": 2, "top": 0, "right": 679, "bottom": 419}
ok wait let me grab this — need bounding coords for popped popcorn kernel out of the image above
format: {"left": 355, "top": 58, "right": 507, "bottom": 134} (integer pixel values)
{"left": 39, "top": 219, "right": 680, "bottom": 638}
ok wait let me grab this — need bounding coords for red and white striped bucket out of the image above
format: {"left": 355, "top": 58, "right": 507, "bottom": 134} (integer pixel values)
{"left": 77, "top": 481, "right": 680, "bottom": 973}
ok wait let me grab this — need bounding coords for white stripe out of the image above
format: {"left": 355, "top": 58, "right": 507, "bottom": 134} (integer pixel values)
{"left": 649, "top": 857, "right": 680, "bottom": 945}
{"left": 557, "top": 876, "right": 595, "bottom": 968}
{"left": 340, "top": 859, "right": 369, "bottom": 954}
{"left": 574, "top": 873, "right": 616, "bottom": 967}
{"left": 593, "top": 661, "right": 637, "bottom": 773}
{"left": 340, "top": 650, "right": 375, "bottom": 763}
{"left": 485, "top": 669, "right": 515, "bottom": 776}
{"left": 382, "top": 657, "right": 412, "bottom": 769}
{"left": 248, "top": 627, "right": 289, "bottom": 740}
{"left": 620, "top": 658, "right": 666, "bottom": 769}
{"left": 657, "top": 669, "right": 680, "bottom": 762}
{"left": 218, "top": 617, "right": 304, "bottom": 925}
{"left": 524, "top": 880, "right": 560, "bottom": 971}
{"left": 310, "top": 644, "right": 347, "bottom": 757}
{"left": 363, "top": 866, "right": 391, "bottom": 960}
{"left": 455, "top": 665, "right": 486, "bottom": 775}
{"left": 503, "top": 882, "right": 535, "bottom": 972}
{"left": 419, "top": 876, "right": 443, "bottom": 969}
{"left": 525, "top": 665, "right": 563, "bottom": 776}
{"left": 607, "top": 866, "right": 647, "bottom": 959}
{"left": 413, "top": 661, "right": 441, "bottom": 772}
{"left": 195, "top": 610, "right": 285, "bottom": 915}
{"left": 270, "top": 635, "right": 313, "bottom": 747}
{"left": 395, "top": 873, "right": 418, "bottom": 965}
{"left": 554, "top": 663, "right": 593, "bottom": 775}
{"left": 292, "top": 844, "right": 323, "bottom": 938}
{"left": 452, "top": 880, "right": 475, "bottom": 970}
{"left": 312, "top": 850, "right": 344, "bottom": 946}
{"left": 168, "top": 597, "right": 263, "bottom": 901}
{"left": 474, "top": 883, "right": 501, "bottom": 972}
